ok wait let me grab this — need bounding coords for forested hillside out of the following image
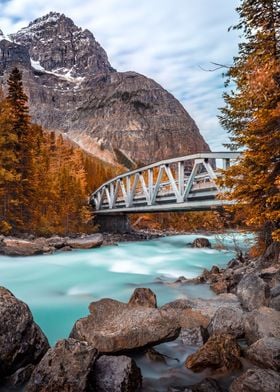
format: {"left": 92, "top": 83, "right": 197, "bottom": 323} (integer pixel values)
{"left": 0, "top": 68, "right": 119, "bottom": 235}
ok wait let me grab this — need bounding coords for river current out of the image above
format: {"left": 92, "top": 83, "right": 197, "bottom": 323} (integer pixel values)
{"left": 0, "top": 233, "right": 253, "bottom": 346}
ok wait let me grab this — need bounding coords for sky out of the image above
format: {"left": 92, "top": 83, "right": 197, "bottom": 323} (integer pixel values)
{"left": 0, "top": 0, "right": 241, "bottom": 150}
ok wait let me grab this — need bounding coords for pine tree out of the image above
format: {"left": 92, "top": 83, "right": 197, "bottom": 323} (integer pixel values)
{"left": 219, "top": 0, "right": 280, "bottom": 245}
{"left": 7, "top": 67, "right": 36, "bottom": 230}
{"left": 0, "top": 90, "right": 21, "bottom": 233}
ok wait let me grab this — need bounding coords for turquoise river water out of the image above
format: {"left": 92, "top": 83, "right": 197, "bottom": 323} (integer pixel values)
{"left": 0, "top": 233, "right": 254, "bottom": 346}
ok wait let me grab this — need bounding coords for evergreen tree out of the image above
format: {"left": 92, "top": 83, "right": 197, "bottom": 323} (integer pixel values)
{"left": 219, "top": 0, "right": 280, "bottom": 245}
{"left": 0, "top": 90, "right": 21, "bottom": 232}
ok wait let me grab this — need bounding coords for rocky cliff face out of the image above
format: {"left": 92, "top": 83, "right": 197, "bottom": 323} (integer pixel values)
{"left": 0, "top": 12, "right": 210, "bottom": 166}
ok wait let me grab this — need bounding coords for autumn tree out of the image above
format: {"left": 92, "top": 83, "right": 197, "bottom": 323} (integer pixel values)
{"left": 219, "top": 0, "right": 280, "bottom": 245}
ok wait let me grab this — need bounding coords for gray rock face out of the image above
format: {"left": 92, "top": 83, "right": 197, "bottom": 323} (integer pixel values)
{"left": 0, "top": 13, "right": 210, "bottom": 167}
{"left": 246, "top": 337, "right": 280, "bottom": 371}
{"left": 11, "top": 12, "right": 114, "bottom": 77}
{"left": 25, "top": 338, "right": 98, "bottom": 392}
{"left": 70, "top": 298, "right": 180, "bottom": 353}
{"left": 244, "top": 306, "right": 280, "bottom": 344}
{"left": 237, "top": 273, "right": 270, "bottom": 311}
{"left": 208, "top": 306, "right": 245, "bottom": 338}
{"left": 93, "top": 355, "right": 142, "bottom": 392}
{"left": 229, "top": 368, "right": 280, "bottom": 392}
{"left": 128, "top": 287, "right": 157, "bottom": 308}
{"left": 0, "top": 287, "right": 49, "bottom": 385}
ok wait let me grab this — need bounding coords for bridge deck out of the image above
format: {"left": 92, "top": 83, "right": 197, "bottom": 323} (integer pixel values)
{"left": 90, "top": 152, "right": 240, "bottom": 214}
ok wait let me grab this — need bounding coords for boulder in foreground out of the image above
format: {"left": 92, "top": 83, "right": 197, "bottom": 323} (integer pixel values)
{"left": 25, "top": 339, "right": 98, "bottom": 392}
{"left": 93, "top": 355, "right": 142, "bottom": 392}
{"left": 236, "top": 272, "right": 269, "bottom": 311}
{"left": 244, "top": 306, "right": 280, "bottom": 344}
{"left": 0, "top": 287, "right": 49, "bottom": 387}
{"left": 229, "top": 368, "right": 280, "bottom": 392}
{"left": 185, "top": 334, "right": 241, "bottom": 373}
{"left": 70, "top": 297, "right": 180, "bottom": 353}
{"left": 245, "top": 337, "right": 280, "bottom": 371}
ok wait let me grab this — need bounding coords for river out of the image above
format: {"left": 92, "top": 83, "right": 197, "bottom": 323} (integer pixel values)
{"left": 0, "top": 232, "right": 254, "bottom": 346}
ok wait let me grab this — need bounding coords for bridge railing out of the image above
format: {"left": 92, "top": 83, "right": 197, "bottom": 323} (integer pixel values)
{"left": 90, "top": 152, "right": 240, "bottom": 213}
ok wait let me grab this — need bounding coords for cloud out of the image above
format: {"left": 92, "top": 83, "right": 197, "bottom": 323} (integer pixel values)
{"left": 0, "top": 0, "right": 240, "bottom": 150}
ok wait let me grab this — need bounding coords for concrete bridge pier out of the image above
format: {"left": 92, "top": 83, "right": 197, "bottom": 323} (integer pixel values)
{"left": 94, "top": 213, "right": 131, "bottom": 234}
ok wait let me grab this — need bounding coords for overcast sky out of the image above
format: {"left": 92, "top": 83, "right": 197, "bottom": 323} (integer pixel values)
{"left": 0, "top": 0, "right": 240, "bottom": 150}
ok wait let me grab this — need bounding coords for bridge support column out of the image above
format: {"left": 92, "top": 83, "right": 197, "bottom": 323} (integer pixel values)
{"left": 94, "top": 214, "right": 131, "bottom": 234}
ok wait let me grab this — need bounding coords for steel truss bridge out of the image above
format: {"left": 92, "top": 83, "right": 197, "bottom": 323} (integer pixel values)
{"left": 90, "top": 152, "right": 240, "bottom": 214}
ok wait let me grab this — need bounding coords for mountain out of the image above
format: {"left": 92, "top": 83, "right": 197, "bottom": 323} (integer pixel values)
{"left": 0, "top": 12, "right": 210, "bottom": 167}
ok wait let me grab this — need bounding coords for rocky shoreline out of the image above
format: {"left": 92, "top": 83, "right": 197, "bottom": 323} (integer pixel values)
{"left": 0, "top": 230, "right": 166, "bottom": 256}
{"left": 0, "top": 235, "right": 279, "bottom": 391}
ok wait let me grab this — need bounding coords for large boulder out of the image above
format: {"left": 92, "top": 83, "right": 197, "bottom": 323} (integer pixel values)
{"left": 229, "top": 368, "right": 280, "bottom": 392}
{"left": 66, "top": 233, "right": 103, "bottom": 249}
{"left": 191, "top": 238, "right": 211, "bottom": 248}
{"left": 0, "top": 287, "right": 50, "bottom": 386}
{"left": 70, "top": 297, "right": 180, "bottom": 353}
{"left": 208, "top": 306, "right": 245, "bottom": 338}
{"left": 0, "top": 237, "right": 51, "bottom": 256}
{"left": 245, "top": 337, "right": 280, "bottom": 371}
{"left": 128, "top": 288, "right": 157, "bottom": 308}
{"left": 25, "top": 339, "right": 98, "bottom": 392}
{"left": 244, "top": 306, "right": 280, "bottom": 344}
{"left": 236, "top": 273, "right": 270, "bottom": 311}
{"left": 185, "top": 334, "right": 241, "bottom": 373}
{"left": 92, "top": 355, "right": 142, "bottom": 392}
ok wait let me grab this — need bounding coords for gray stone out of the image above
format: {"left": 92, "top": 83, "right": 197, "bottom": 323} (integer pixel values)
{"left": 208, "top": 306, "right": 245, "bottom": 338}
{"left": 246, "top": 337, "right": 280, "bottom": 371}
{"left": 70, "top": 297, "right": 180, "bottom": 353}
{"left": 229, "top": 368, "right": 280, "bottom": 392}
{"left": 25, "top": 338, "right": 98, "bottom": 392}
{"left": 0, "top": 287, "right": 49, "bottom": 384}
{"left": 244, "top": 306, "right": 280, "bottom": 344}
{"left": 179, "top": 326, "right": 209, "bottom": 346}
{"left": 93, "top": 355, "right": 142, "bottom": 392}
{"left": 237, "top": 272, "right": 269, "bottom": 311}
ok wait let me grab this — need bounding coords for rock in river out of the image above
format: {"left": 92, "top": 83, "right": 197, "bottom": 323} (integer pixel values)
{"left": 229, "top": 368, "right": 280, "bottom": 392}
{"left": 0, "top": 237, "right": 51, "bottom": 256}
{"left": 93, "top": 355, "right": 142, "bottom": 392}
{"left": 25, "top": 339, "right": 98, "bottom": 392}
{"left": 191, "top": 237, "right": 211, "bottom": 248}
{"left": 0, "top": 287, "right": 49, "bottom": 387}
{"left": 70, "top": 297, "right": 180, "bottom": 353}
{"left": 185, "top": 334, "right": 241, "bottom": 373}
